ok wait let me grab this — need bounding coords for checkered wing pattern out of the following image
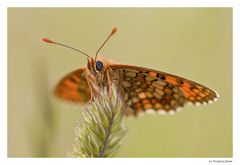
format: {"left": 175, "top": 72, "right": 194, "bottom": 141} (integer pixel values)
{"left": 111, "top": 64, "right": 218, "bottom": 115}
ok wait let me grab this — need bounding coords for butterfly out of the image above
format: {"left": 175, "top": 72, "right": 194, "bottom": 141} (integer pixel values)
{"left": 43, "top": 27, "right": 218, "bottom": 116}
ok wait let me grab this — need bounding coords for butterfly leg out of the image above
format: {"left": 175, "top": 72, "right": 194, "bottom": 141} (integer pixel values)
{"left": 86, "top": 74, "right": 94, "bottom": 101}
{"left": 106, "top": 70, "right": 113, "bottom": 96}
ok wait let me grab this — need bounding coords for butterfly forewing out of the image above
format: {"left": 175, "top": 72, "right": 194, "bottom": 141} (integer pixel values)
{"left": 110, "top": 64, "right": 218, "bottom": 115}
{"left": 55, "top": 67, "right": 90, "bottom": 103}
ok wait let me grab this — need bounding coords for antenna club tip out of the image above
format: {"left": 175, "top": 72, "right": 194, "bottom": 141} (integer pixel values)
{"left": 111, "top": 27, "right": 118, "bottom": 35}
{"left": 42, "top": 38, "right": 55, "bottom": 44}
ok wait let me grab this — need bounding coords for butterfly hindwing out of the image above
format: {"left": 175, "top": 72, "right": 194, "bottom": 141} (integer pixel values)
{"left": 55, "top": 67, "right": 91, "bottom": 103}
{"left": 110, "top": 64, "right": 218, "bottom": 115}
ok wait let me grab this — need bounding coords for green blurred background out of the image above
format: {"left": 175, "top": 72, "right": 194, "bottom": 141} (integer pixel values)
{"left": 8, "top": 8, "right": 232, "bottom": 157}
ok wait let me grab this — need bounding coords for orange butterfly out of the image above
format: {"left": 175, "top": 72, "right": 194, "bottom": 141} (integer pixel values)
{"left": 43, "top": 27, "right": 218, "bottom": 116}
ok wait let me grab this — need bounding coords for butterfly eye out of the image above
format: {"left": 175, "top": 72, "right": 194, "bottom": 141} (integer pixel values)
{"left": 96, "top": 61, "right": 104, "bottom": 71}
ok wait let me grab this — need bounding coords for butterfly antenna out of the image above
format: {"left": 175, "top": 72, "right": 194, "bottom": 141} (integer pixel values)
{"left": 95, "top": 27, "right": 117, "bottom": 59}
{"left": 42, "top": 38, "right": 91, "bottom": 58}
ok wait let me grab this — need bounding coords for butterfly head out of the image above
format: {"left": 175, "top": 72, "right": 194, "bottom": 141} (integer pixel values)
{"left": 87, "top": 55, "right": 109, "bottom": 75}
{"left": 86, "top": 55, "right": 111, "bottom": 87}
